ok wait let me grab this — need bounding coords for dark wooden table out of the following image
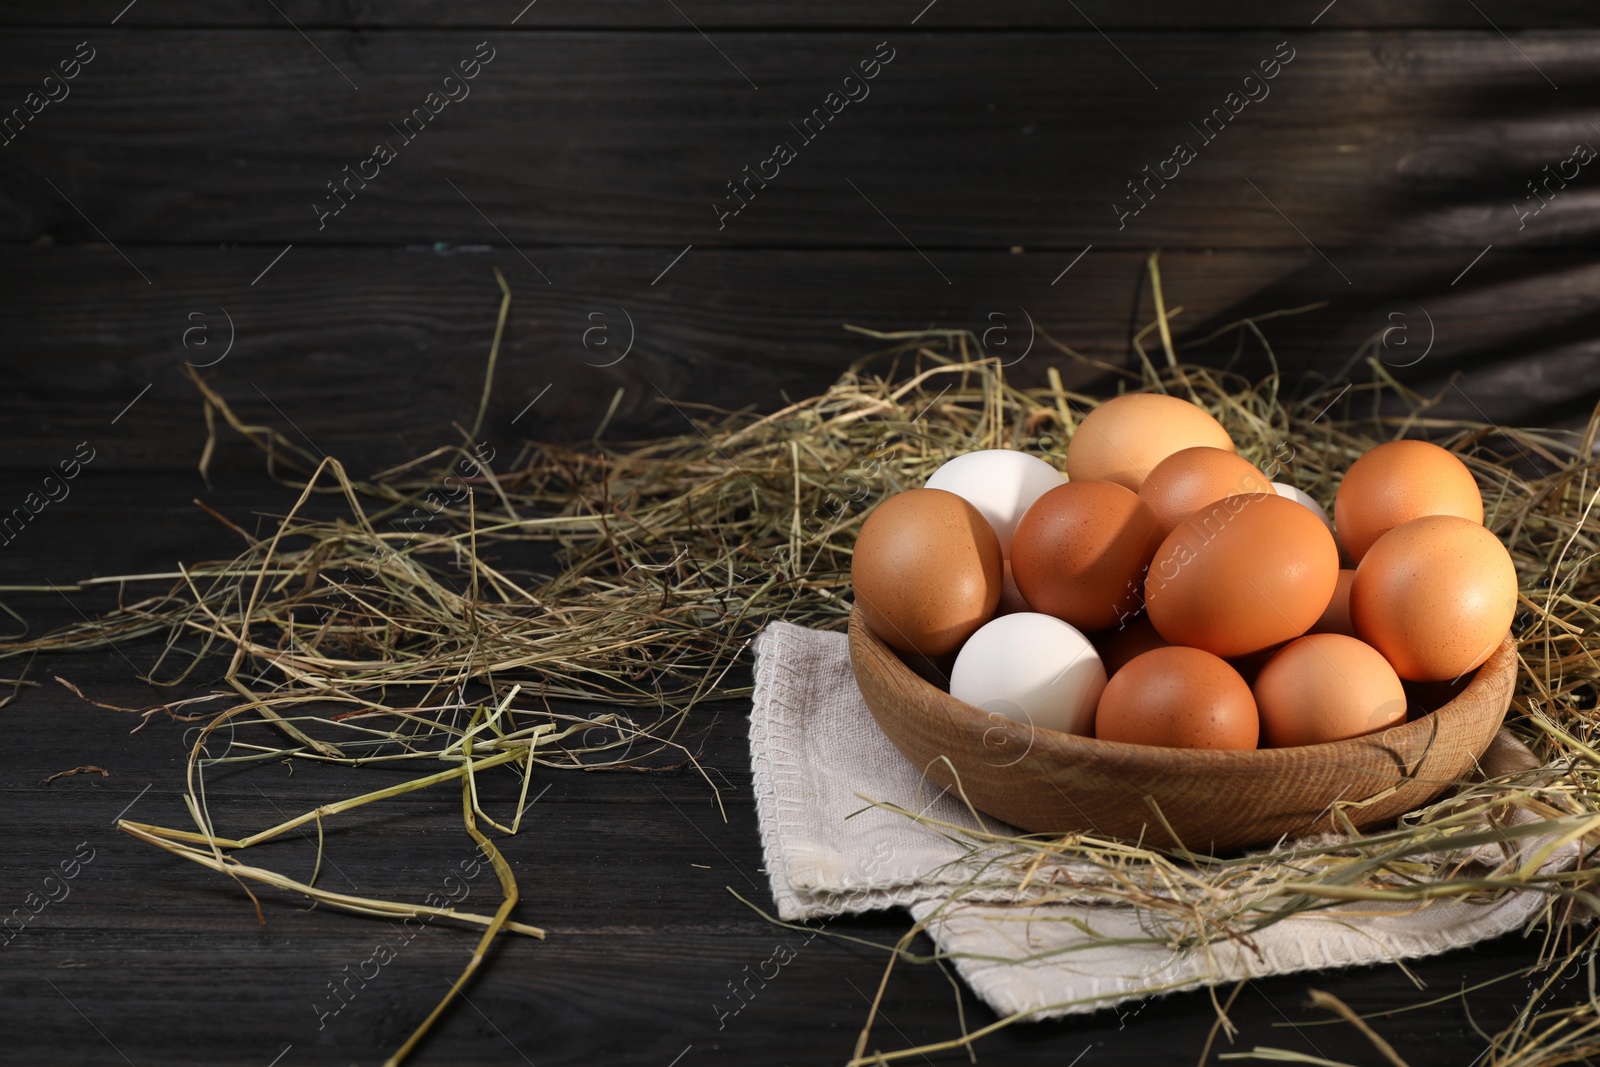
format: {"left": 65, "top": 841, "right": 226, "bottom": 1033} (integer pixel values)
{"left": 3, "top": 4, "right": 1594, "bottom": 1064}
{"left": 0, "top": 476, "right": 1570, "bottom": 1067}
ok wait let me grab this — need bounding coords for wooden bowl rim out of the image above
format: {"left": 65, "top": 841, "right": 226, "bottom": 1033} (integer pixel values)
{"left": 848, "top": 606, "right": 1518, "bottom": 771}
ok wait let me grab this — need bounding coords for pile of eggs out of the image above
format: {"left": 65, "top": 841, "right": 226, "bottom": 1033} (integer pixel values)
{"left": 849, "top": 393, "right": 1517, "bottom": 751}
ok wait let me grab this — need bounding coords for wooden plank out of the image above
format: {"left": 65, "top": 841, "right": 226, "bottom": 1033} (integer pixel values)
{"left": 0, "top": 30, "right": 1586, "bottom": 248}
{"left": 6, "top": 1, "right": 1596, "bottom": 30}
{"left": 0, "top": 12, "right": 1586, "bottom": 1065}
{"left": 0, "top": 919, "right": 1540, "bottom": 1066}
{"left": 1, "top": 247, "right": 1594, "bottom": 473}
{"left": 0, "top": 567, "right": 1546, "bottom": 1066}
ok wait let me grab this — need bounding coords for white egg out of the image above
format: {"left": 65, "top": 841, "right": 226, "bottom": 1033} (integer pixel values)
{"left": 950, "top": 612, "right": 1106, "bottom": 738}
{"left": 924, "top": 449, "right": 1065, "bottom": 557}
{"left": 1272, "top": 481, "right": 1333, "bottom": 531}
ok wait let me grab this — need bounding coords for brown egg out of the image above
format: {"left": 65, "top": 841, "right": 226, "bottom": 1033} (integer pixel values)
{"left": 1139, "top": 446, "right": 1275, "bottom": 538}
{"left": 1253, "top": 634, "right": 1407, "bottom": 747}
{"left": 1350, "top": 514, "right": 1516, "bottom": 681}
{"left": 1145, "top": 492, "right": 1340, "bottom": 659}
{"left": 1334, "top": 440, "right": 1484, "bottom": 563}
{"left": 850, "top": 488, "right": 1002, "bottom": 658}
{"left": 1066, "top": 393, "right": 1236, "bottom": 492}
{"left": 1308, "top": 569, "right": 1357, "bottom": 637}
{"left": 1010, "top": 480, "right": 1162, "bottom": 631}
{"left": 1227, "top": 644, "right": 1283, "bottom": 686}
{"left": 1095, "top": 646, "right": 1259, "bottom": 750}
{"left": 995, "top": 559, "right": 1032, "bottom": 616}
{"left": 1091, "top": 612, "right": 1169, "bottom": 677}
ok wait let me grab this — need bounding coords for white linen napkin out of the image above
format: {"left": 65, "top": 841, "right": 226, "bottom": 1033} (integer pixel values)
{"left": 748, "top": 619, "right": 1569, "bottom": 1021}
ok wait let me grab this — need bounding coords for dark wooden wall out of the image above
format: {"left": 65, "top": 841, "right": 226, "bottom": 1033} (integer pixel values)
{"left": 3, "top": 4, "right": 1597, "bottom": 476}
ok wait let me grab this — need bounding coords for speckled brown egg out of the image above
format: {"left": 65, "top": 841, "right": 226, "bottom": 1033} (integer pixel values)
{"left": 1145, "top": 492, "right": 1340, "bottom": 659}
{"left": 1010, "top": 480, "right": 1163, "bottom": 631}
{"left": 1139, "top": 446, "right": 1275, "bottom": 538}
{"left": 1350, "top": 514, "right": 1516, "bottom": 681}
{"left": 1253, "top": 634, "right": 1407, "bottom": 747}
{"left": 1095, "top": 646, "right": 1259, "bottom": 750}
{"left": 1308, "top": 569, "right": 1357, "bottom": 637}
{"left": 1091, "top": 612, "right": 1170, "bottom": 677}
{"left": 1066, "top": 393, "right": 1236, "bottom": 492}
{"left": 1334, "top": 440, "right": 1484, "bottom": 563}
{"left": 850, "top": 488, "right": 1002, "bottom": 658}
{"left": 1227, "top": 644, "right": 1284, "bottom": 687}
{"left": 996, "top": 559, "right": 1032, "bottom": 616}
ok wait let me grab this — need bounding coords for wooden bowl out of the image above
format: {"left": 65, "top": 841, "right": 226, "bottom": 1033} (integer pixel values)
{"left": 847, "top": 607, "right": 1517, "bottom": 854}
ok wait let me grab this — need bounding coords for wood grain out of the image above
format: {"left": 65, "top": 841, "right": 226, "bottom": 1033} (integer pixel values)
{"left": 849, "top": 606, "right": 1516, "bottom": 853}
{"left": 6, "top": 2, "right": 1596, "bottom": 29}
{"left": 5, "top": 246, "right": 1596, "bottom": 473}
{"left": 0, "top": 9, "right": 1589, "bottom": 1064}
{"left": 0, "top": 475, "right": 1552, "bottom": 1065}
{"left": 0, "top": 31, "right": 1592, "bottom": 248}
